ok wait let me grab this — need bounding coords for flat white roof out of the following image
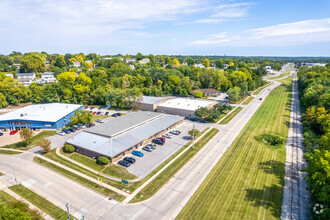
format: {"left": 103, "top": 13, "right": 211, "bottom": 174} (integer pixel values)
{"left": 0, "top": 103, "right": 82, "bottom": 122}
{"left": 140, "top": 96, "right": 172, "bottom": 105}
{"left": 158, "top": 98, "right": 216, "bottom": 111}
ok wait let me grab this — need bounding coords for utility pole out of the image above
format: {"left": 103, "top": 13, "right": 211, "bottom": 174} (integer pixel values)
{"left": 65, "top": 203, "right": 71, "bottom": 220}
{"left": 12, "top": 166, "right": 18, "bottom": 186}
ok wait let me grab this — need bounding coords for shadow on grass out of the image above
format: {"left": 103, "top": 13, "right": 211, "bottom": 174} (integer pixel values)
{"left": 244, "top": 160, "right": 285, "bottom": 218}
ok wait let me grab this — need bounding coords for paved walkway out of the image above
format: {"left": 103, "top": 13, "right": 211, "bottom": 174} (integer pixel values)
{"left": 4, "top": 188, "right": 54, "bottom": 220}
{"left": 281, "top": 70, "right": 310, "bottom": 220}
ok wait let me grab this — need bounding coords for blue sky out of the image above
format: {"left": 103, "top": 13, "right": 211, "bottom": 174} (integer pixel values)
{"left": 0, "top": 0, "right": 330, "bottom": 56}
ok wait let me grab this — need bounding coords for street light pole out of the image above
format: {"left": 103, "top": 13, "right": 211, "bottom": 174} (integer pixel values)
{"left": 12, "top": 166, "right": 17, "bottom": 186}
{"left": 65, "top": 203, "right": 71, "bottom": 220}
{"left": 192, "top": 123, "right": 195, "bottom": 149}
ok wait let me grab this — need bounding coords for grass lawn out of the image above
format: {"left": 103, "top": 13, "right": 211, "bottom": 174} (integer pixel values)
{"left": 219, "top": 107, "right": 243, "bottom": 124}
{"left": 33, "top": 157, "right": 125, "bottom": 202}
{"left": 0, "top": 172, "right": 3, "bottom": 176}
{"left": 1, "top": 130, "right": 56, "bottom": 150}
{"left": 103, "top": 165, "right": 137, "bottom": 180}
{"left": 242, "top": 96, "right": 254, "bottom": 105}
{"left": 9, "top": 185, "right": 69, "bottom": 219}
{"left": 0, "top": 150, "right": 22, "bottom": 155}
{"left": 62, "top": 150, "right": 105, "bottom": 172}
{"left": 0, "top": 191, "right": 16, "bottom": 203}
{"left": 131, "top": 128, "right": 219, "bottom": 203}
{"left": 177, "top": 76, "right": 292, "bottom": 219}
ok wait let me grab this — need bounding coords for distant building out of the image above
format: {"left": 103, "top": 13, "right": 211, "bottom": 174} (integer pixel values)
{"left": 0, "top": 103, "right": 83, "bottom": 130}
{"left": 102, "top": 57, "right": 112, "bottom": 60}
{"left": 5, "top": 73, "right": 13, "bottom": 78}
{"left": 45, "top": 59, "right": 50, "bottom": 68}
{"left": 139, "top": 58, "right": 150, "bottom": 64}
{"left": 194, "top": 64, "right": 205, "bottom": 68}
{"left": 126, "top": 58, "right": 136, "bottom": 63}
{"left": 191, "top": 88, "right": 221, "bottom": 97}
{"left": 17, "top": 78, "right": 32, "bottom": 86}
{"left": 73, "top": 61, "right": 81, "bottom": 67}
{"left": 157, "top": 98, "right": 216, "bottom": 118}
{"left": 12, "top": 63, "right": 21, "bottom": 70}
{"left": 301, "top": 63, "right": 326, "bottom": 67}
{"left": 36, "top": 72, "right": 57, "bottom": 84}
{"left": 17, "top": 73, "right": 35, "bottom": 80}
{"left": 265, "top": 66, "right": 272, "bottom": 69}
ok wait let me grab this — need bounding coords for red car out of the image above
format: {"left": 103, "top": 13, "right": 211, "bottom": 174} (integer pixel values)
{"left": 10, "top": 130, "right": 18, "bottom": 135}
{"left": 92, "top": 112, "right": 96, "bottom": 115}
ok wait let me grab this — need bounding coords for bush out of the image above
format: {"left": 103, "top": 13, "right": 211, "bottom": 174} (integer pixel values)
{"left": 63, "top": 144, "right": 75, "bottom": 153}
{"left": 97, "top": 156, "right": 110, "bottom": 165}
{"left": 255, "top": 133, "right": 285, "bottom": 148}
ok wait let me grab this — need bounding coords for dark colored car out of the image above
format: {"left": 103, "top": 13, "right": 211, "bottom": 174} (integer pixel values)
{"left": 90, "top": 111, "right": 93, "bottom": 113}
{"left": 124, "top": 157, "right": 136, "bottom": 164}
{"left": 200, "top": 120, "right": 206, "bottom": 123}
{"left": 84, "top": 105, "right": 89, "bottom": 109}
{"left": 142, "top": 146, "right": 153, "bottom": 152}
{"left": 62, "top": 129, "right": 71, "bottom": 134}
{"left": 153, "top": 139, "right": 165, "bottom": 145}
{"left": 0, "top": 132, "right": 3, "bottom": 136}
{"left": 90, "top": 107, "right": 94, "bottom": 110}
{"left": 156, "top": 137, "right": 166, "bottom": 142}
{"left": 118, "top": 160, "right": 131, "bottom": 167}
{"left": 116, "top": 113, "right": 122, "bottom": 116}
{"left": 132, "top": 150, "right": 144, "bottom": 157}
{"left": 111, "top": 113, "right": 118, "bottom": 117}
{"left": 89, "top": 122, "right": 95, "bottom": 127}
{"left": 98, "top": 106, "right": 102, "bottom": 110}
{"left": 105, "top": 112, "right": 109, "bottom": 115}
{"left": 97, "top": 111, "right": 102, "bottom": 115}
{"left": 69, "top": 127, "right": 76, "bottom": 132}
{"left": 190, "top": 118, "right": 198, "bottom": 121}
{"left": 259, "top": 98, "right": 263, "bottom": 100}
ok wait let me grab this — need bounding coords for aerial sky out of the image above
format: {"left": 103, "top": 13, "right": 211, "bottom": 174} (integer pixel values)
{"left": 1, "top": 0, "right": 330, "bottom": 56}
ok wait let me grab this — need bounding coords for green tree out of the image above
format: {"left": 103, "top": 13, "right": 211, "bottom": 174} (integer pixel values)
{"left": 39, "top": 138, "right": 51, "bottom": 152}
{"left": 63, "top": 144, "right": 75, "bottom": 153}
{"left": 20, "top": 53, "right": 45, "bottom": 73}
{"left": 172, "top": 59, "right": 180, "bottom": 66}
{"left": 0, "top": 92, "right": 8, "bottom": 108}
{"left": 136, "top": 53, "right": 144, "bottom": 61}
{"left": 188, "top": 129, "right": 201, "bottom": 139}
{"left": 203, "top": 58, "right": 210, "bottom": 68}
{"left": 186, "top": 57, "right": 195, "bottom": 66}
{"left": 69, "top": 110, "right": 92, "bottom": 125}
{"left": 19, "top": 128, "right": 34, "bottom": 147}
{"left": 227, "top": 86, "right": 241, "bottom": 101}
{"left": 97, "top": 156, "right": 110, "bottom": 165}
{"left": 193, "top": 90, "right": 203, "bottom": 98}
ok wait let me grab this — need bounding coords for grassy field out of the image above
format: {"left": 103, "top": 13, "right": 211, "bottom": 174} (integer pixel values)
{"left": 0, "top": 190, "right": 42, "bottom": 219}
{"left": 242, "top": 96, "right": 254, "bottom": 105}
{"left": 131, "top": 128, "right": 219, "bottom": 203}
{"left": 9, "top": 185, "right": 69, "bottom": 219}
{"left": 0, "top": 172, "right": 3, "bottom": 176}
{"left": 0, "top": 150, "right": 22, "bottom": 155}
{"left": 219, "top": 107, "right": 243, "bottom": 124}
{"left": 1, "top": 130, "right": 56, "bottom": 150}
{"left": 103, "top": 165, "right": 137, "bottom": 180}
{"left": 62, "top": 149, "right": 105, "bottom": 172}
{"left": 177, "top": 76, "right": 292, "bottom": 219}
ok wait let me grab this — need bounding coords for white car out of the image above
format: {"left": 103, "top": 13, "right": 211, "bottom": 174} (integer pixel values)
{"left": 163, "top": 133, "right": 172, "bottom": 139}
{"left": 96, "top": 119, "right": 104, "bottom": 123}
{"left": 56, "top": 131, "right": 65, "bottom": 136}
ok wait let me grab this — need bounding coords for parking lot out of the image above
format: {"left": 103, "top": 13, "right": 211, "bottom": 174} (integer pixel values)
{"left": 0, "top": 130, "right": 43, "bottom": 147}
{"left": 125, "top": 121, "right": 208, "bottom": 179}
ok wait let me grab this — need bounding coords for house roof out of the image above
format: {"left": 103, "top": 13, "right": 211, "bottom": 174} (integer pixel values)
{"left": 191, "top": 88, "right": 220, "bottom": 94}
{"left": 17, "top": 73, "right": 35, "bottom": 76}
{"left": 0, "top": 103, "right": 82, "bottom": 122}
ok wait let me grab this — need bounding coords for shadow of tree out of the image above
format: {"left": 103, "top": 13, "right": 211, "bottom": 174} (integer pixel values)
{"left": 244, "top": 160, "right": 286, "bottom": 218}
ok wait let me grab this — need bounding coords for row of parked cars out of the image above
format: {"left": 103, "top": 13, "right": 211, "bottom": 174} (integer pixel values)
{"left": 57, "top": 123, "right": 96, "bottom": 136}
{"left": 116, "top": 130, "right": 181, "bottom": 168}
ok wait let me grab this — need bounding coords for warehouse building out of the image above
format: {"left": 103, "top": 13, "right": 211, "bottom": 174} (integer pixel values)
{"left": 157, "top": 98, "right": 216, "bottom": 118}
{"left": 0, "top": 103, "right": 83, "bottom": 130}
{"left": 136, "top": 96, "right": 172, "bottom": 111}
{"left": 66, "top": 111, "right": 184, "bottom": 161}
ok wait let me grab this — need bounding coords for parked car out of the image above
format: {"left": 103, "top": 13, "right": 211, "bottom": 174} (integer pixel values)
{"left": 77, "top": 124, "right": 86, "bottom": 129}
{"left": 111, "top": 113, "right": 118, "bottom": 117}
{"left": 9, "top": 130, "right": 18, "bottom": 135}
{"left": 163, "top": 133, "right": 172, "bottom": 139}
{"left": 96, "top": 119, "right": 104, "bottom": 123}
{"left": 200, "top": 120, "right": 207, "bottom": 123}
{"left": 97, "top": 111, "right": 102, "bottom": 115}
{"left": 0, "top": 132, "right": 3, "bottom": 136}
{"left": 84, "top": 105, "right": 89, "bottom": 109}
{"left": 132, "top": 150, "right": 144, "bottom": 157}
{"left": 156, "top": 137, "right": 166, "bottom": 142}
{"left": 118, "top": 160, "right": 131, "bottom": 167}
{"left": 259, "top": 98, "right": 263, "bottom": 100}
{"left": 147, "top": 144, "right": 157, "bottom": 150}
{"left": 105, "top": 112, "right": 109, "bottom": 115}
{"left": 98, "top": 106, "right": 102, "bottom": 110}
{"left": 90, "top": 111, "right": 93, "bottom": 113}
{"left": 62, "top": 129, "right": 71, "bottom": 134}
{"left": 116, "top": 113, "right": 122, "bottom": 116}
{"left": 106, "top": 104, "right": 111, "bottom": 109}
{"left": 124, "top": 157, "right": 136, "bottom": 164}
{"left": 89, "top": 122, "right": 95, "bottom": 127}
{"left": 69, "top": 127, "right": 76, "bottom": 132}
{"left": 92, "top": 112, "right": 96, "bottom": 115}
{"left": 90, "top": 107, "right": 94, "bottom": 110}
{"left": 72, "top": 125, "right": 79, "bottom": 130}
{"left": 142, "top": 146, "right": 153, "bottom": 152}
{"left": 153, "top": 139, "right": 165, "bottom": 145}
{"left": 170, "top": 130, "right": 181, "bottom": 135}
{"left": 56, "top": 131, "right": 65, "bottom": 136}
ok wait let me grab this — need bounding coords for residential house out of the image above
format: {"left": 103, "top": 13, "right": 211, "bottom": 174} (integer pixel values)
{"left": 17, "top": 73, "right": 35, "bottom": 80}
{"left": 126, "top": 58, "right": 136, "bottom": 63}
{"left": 5, "top": 73, "right": 13, "bottom": 78}
{"left": 37, "top": 72, "right": 57, "bottom": 84}
{"left": 139, "top": 58, "right": 150, "bottom": 64}
{"left": 194, "top": 64, "right": 205, "bottom": 68}
{"left": 73, "top": 61, "right": 81, "bottom": 67}
{"left": 17, "top": 78, "right": 32, "bottom": 86}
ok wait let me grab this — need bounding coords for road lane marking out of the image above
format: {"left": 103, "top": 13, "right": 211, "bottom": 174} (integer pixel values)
{"left": 21, "top": 179, "right": 36, "bottom": 188}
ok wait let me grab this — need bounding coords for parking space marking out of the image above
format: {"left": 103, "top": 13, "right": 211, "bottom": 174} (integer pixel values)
{"left": 43, "top": 182, "right": 53, "bottom": 188}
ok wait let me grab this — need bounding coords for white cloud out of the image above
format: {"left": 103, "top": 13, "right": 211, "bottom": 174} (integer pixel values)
{"left": 190, "top": 18, "right": 330, "bottom": 46}
{"left": 211, "top": 2, "right": 253, "bottom": 18}
{"left": 195, "top": 19, "right": 225, "bottom": 24}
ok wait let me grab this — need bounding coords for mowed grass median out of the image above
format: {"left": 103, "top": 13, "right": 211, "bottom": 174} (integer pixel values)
{"left": 219, "top": 107, "right": 243, "bottom": 124}
{"left": 177, "top": 77, "right": 292, "bottom": 220}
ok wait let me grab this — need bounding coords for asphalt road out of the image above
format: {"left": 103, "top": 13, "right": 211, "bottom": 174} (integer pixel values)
{"left": 0, "top": 68, "right": 291, "bottom": 219}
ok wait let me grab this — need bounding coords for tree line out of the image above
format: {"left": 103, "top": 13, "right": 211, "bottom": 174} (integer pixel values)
{"left": 298, "top": 65, "right": 330, "bottom": 219}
